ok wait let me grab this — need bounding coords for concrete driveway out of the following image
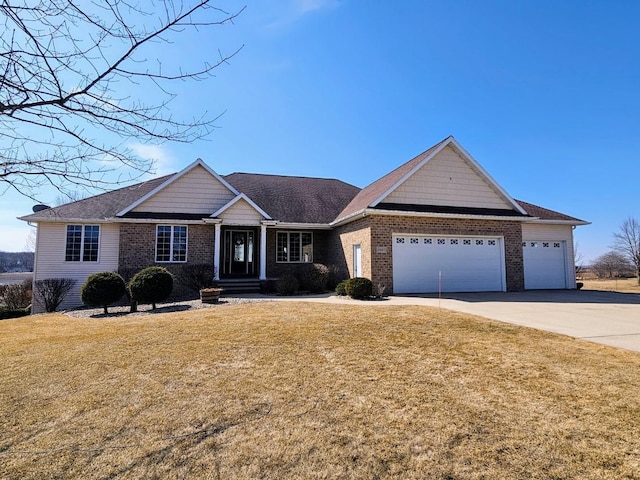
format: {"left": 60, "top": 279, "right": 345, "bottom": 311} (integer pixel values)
{"left": 404, "top": 290, "right": 640, "bottom": 353}
{"left": 269, "top": 290, "right": 640, "bottom": 353}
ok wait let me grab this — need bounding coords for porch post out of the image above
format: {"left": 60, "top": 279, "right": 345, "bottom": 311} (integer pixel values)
{"left": 214, "top": 222, "right": 221, "bottom": 281}
{"left": 259, "top": 223, "right": 267, "bottom": 280}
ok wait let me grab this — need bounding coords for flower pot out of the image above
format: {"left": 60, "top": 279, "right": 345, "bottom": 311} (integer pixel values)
{"left": 200, "top": 288, "right": 222, "bottom": 304}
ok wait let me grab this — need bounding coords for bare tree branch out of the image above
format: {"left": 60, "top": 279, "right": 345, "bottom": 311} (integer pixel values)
{"left": 611, "top": 217, "right": 640, "bottom": 285}
{"left": 0, "top": 0, "right": 245, "bottom": 198}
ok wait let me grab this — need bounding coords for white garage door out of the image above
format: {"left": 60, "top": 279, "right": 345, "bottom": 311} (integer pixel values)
{"left": 392, "top": 235, "right": 505, "bottom": 293}
{"left": 523, "top": 240, "right": 567, "bottom": 289}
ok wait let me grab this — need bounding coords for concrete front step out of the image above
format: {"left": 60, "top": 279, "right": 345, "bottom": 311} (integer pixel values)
{"left": 217, "top": 279, "right": 261, "bottom": 294}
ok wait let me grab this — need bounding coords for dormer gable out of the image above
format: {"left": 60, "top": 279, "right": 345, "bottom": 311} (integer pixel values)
{"left": 212, "top": 194, "right": 271, "bottom": 226}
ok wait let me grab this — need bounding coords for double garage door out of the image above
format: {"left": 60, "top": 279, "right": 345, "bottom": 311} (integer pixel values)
{"left": 393, "top": 235, "right": 505, "bottom": 293}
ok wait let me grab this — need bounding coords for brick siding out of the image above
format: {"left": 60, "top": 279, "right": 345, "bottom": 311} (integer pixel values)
{"left": 326, "top": 215, "right": 524, "bottom": 294}
{"left": 367, "top": 215, "right": 524, "bottom": 293}
{"left": 118, "top": 223, "right": 215, "bottom": 299}
{"left": 118, "top": 216, "right": 525, "bottom": 296}
{"left": 265, "top": 229, "right": 333, "bottom": 278}
{"left": 330, "top": 217, "right": 372, "bottom": 279}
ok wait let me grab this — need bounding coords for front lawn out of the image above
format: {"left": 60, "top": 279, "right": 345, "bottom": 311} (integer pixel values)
{"left": 1, "top": 303, "right": 640, "bottom": 479}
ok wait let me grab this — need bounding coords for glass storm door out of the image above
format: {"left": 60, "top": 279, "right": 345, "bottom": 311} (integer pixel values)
{"left": 223, "top": 230, "right": 256, "bottom": 276}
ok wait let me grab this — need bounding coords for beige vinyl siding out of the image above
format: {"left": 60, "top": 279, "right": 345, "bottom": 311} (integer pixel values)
{"left": 219, "top": 198, "right": 264, "bottom": 225}
{"left": 384, "top": 145, "right": 512, "bottom": 210}
{"left": 522, "top": 223, "right": 576, "bottom": 288}
{"left": 133, "top": 165, "right": 235, "bottom": 214}
{"left": 32, "top": 222, "right": 120, "bottom": 313}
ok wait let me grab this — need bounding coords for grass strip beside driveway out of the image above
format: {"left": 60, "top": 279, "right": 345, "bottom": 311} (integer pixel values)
{"left": 1, "top": 303, "right": 640, "bottom": 479}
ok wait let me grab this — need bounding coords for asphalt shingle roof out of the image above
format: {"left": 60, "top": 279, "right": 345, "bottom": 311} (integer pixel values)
{"left": 223, "top": 173, "right": 360, "bottom": 224}
{"left": 19, "top": 152, "right": 586, "bottom": 226}
{"left": 19, "top": 175, "right": 172, "bottom": 222}
{"left": 515, "top": 199, "right": 586, "bottom": 223}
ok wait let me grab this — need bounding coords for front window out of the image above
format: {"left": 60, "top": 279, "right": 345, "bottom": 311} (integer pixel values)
{"left": 277, "top": 231, "right": 313, "bottom": 263}
{"left": 65, "top": 225, "right": 100, "bottom": 262}
{"left": 156, "top": 225, "right": 187, "bottom": 262}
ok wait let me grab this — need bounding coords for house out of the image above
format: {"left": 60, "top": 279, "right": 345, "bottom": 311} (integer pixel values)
{"left": 20, "top": 136, "right": 588, "bottom": 312}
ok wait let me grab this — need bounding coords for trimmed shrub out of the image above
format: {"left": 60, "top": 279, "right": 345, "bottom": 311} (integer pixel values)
{"left": 0, "top": 278, "right": 32, "bottom": 310}
{"left": 177, "top": 263, "right": 215, "bottom": 293}
{"left": 81, "top": 271, "right": 127, "bottom": 314}
{"left": 335, "top": 280, "right": 348, "bottom": 296}
{"left": 345, "top": 277, "right": 373, "bottom": 300}
{"left": 34, "top": 278, "right": 76, "bottom": 312}
{"left": 276, "top": 273, "right": 300, "bottom": 296}
{"left": 129, "top": 267, "right": 174, "bottom": 310}
{"left": 298, "top": 263, "right": 330, "bottom": 293}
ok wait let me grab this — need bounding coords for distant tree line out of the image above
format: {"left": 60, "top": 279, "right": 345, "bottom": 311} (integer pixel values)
{"left": 0, "top": 252, "right": 34, "bottom": 273}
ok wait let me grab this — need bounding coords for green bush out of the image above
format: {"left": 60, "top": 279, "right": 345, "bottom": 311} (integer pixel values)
{"left": 81, "top": 271, "right": 127, "bottom": 314}
{"left": 335, "top": 280, "right": 348, "bottom": 296}
{"left": 128, "top": 267, "right": 174, "bottom": 310}
{"left": 276, "top": 273, "right": 300, "bottom": 296}
{"left": 298, "top": 263, "right": 330, "bottom": 293}
{"left": 345, "top": 277, "right": 373, "bottom": 300}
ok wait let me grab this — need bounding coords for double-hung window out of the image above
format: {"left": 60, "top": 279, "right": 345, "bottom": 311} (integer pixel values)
{"left": 65, "top": 225, "right": 100, "bottom": 262}
{"left": 156, "top": 225, "right": 187, "bottom": 262}
{"left": 276, "top": 231, "right": 313, "bottom": 263}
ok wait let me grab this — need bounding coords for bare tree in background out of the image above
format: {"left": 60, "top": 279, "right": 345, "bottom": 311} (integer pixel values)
{"left": 573, "top": 242, "right": 585, "bottom": 278}
{"left": 24, "top": 227, "right": 36, "bottom": 252}
{"left": 1, "top": 1, "right": 244, "bottom": 199}
{"left": 612, "top": 217, "right": 640, "bottom": 285}
{"left": 591, "top": 251, "right": 634, "bottom": 279}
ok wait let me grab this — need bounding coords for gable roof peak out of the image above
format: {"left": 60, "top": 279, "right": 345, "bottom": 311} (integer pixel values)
{"left": 334, "top": 136, "right": 527, "bottom": 223}
{"left": 116, "top": 158, "right": 238, "bottom": 216}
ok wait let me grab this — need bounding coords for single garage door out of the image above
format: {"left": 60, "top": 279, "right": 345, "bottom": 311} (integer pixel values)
{"left": 523, "top": 240, "right": 567, "bottom": 289}
{"left": 392, "top": 235, "right": 506, "bottom": 293}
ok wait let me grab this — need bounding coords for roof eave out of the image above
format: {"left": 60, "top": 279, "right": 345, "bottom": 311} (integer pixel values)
{"left": 330, "top": 209, "right": 368, "bottom": 227}
{"left": 523, "top": 218, "right": 591, "bottom": 226}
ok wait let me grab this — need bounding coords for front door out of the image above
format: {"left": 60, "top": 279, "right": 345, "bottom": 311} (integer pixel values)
{"left": 223, "top": 229, "right": 257, "bottom": 277}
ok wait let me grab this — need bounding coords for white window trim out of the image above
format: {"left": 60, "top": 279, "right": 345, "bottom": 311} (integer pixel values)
{"left": 276, "top": 231, "right": 313, "bottom": 263}
{"left": 65, "top": 224, "right": 101, "bottom": 262}
{"left": 155, "top": 225, "right": 189, "bottom": 263}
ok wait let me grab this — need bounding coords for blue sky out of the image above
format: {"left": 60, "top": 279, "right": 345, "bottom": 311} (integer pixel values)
{"left": 1, "top": 0, "right": 639, "bottom": 263}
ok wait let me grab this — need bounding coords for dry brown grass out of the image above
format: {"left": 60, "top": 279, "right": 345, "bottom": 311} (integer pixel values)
{"left": 581, "top": 277, "right": 640, "bottom": 294}
{"left": 2, "top": 303, "right": 640, "bottom": 479}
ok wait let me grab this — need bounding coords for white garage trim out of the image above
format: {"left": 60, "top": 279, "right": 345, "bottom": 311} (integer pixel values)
{"left": 523, "top": 240, "right": 568, "bottom": 289}
{"left": 392, "top": 234, "right": 506, "bottom": 294}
